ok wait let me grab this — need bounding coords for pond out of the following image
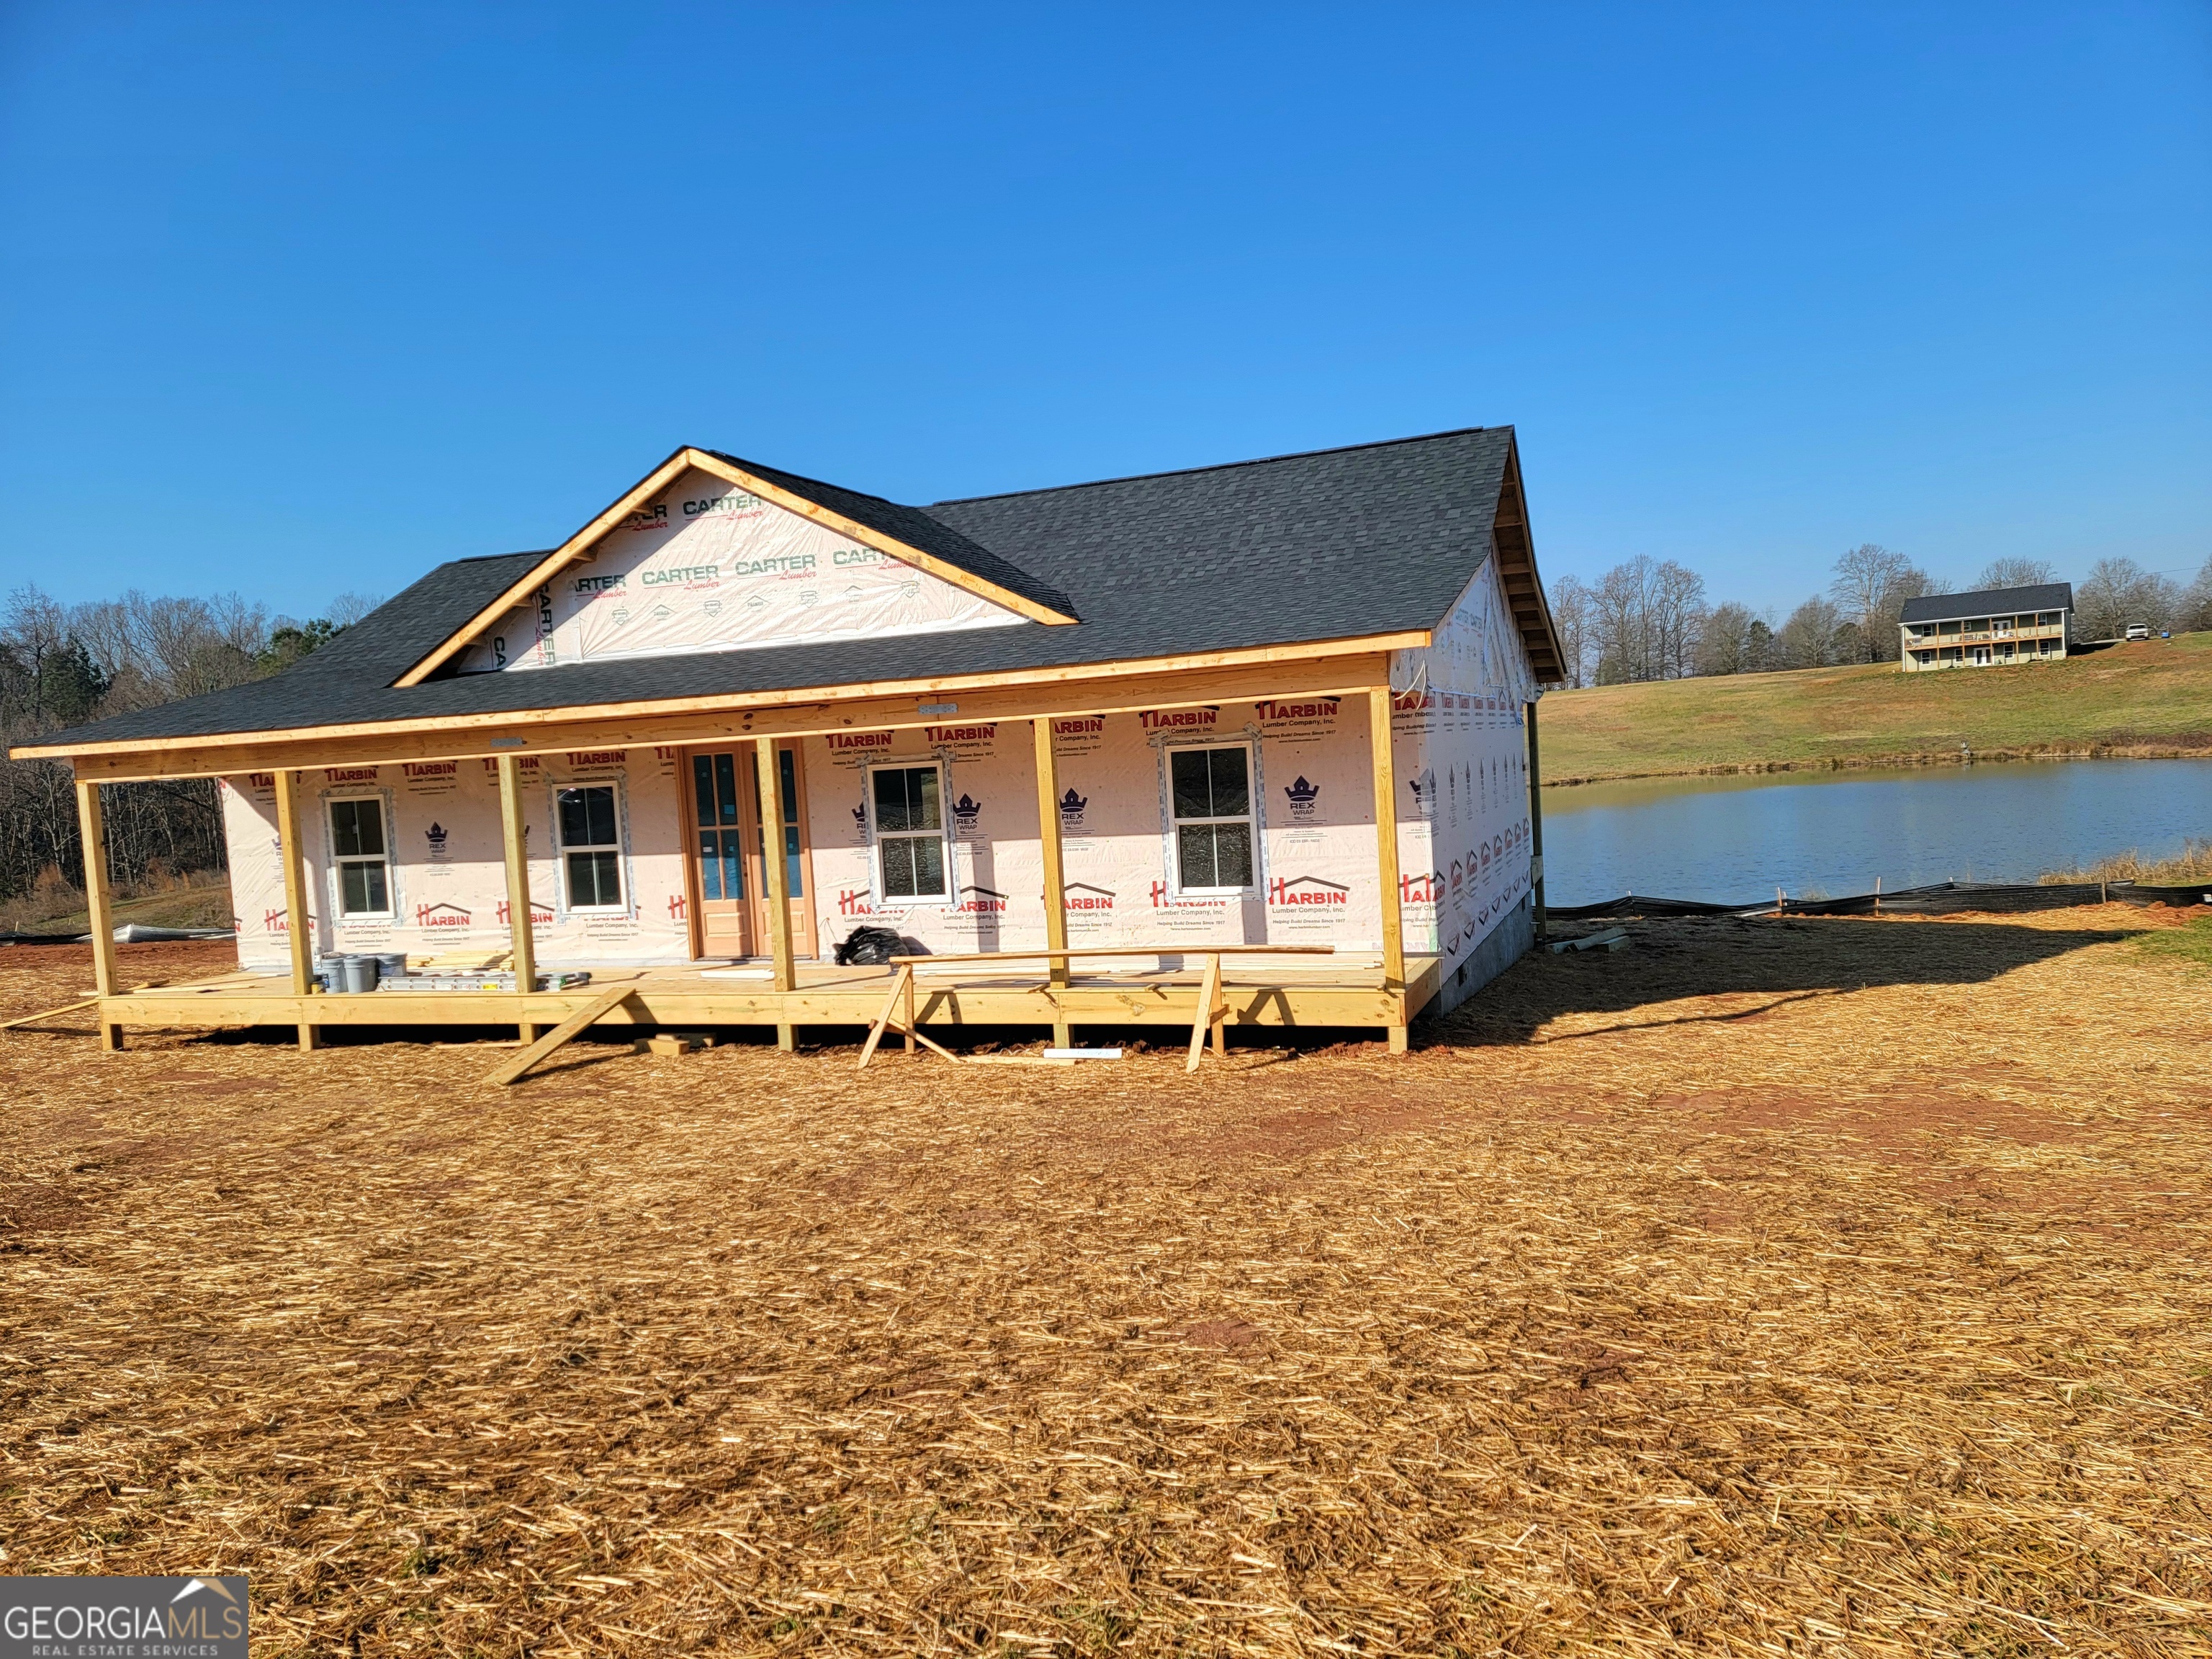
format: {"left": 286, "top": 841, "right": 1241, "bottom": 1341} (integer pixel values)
{"left": 1538, "top": 757, "right": 2212, "bottom": 907}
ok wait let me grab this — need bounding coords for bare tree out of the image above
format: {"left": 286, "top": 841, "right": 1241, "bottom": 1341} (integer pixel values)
{"left": 2076, "top": 557, "right": 2182, "bottom": 641}
{"left": 329, "top": 592, "right": 386, "bottom": 627}
{"left": 1590, "top": 557, "right": 1708, "bottom": 683}
{"left": 1973, "top": 557, "right": 2056, "bottom": 590}
{"left": 2181, "top": 556, "right": 2212, "bottom": 635}
{"left": 1695, "top": 602, "right": 1775, "bottom": 676}
{"left": 0, "top": 583, "right": 365, "bottom": 920}
{"left": 1776, "top": 595, "right": 1848, "bottom": 669}
{"left": 1829, "top": 544, "right": 1939, "bottom": 662}
{"left": 1545, "top": 575, "right": 1596, "bottom": 688}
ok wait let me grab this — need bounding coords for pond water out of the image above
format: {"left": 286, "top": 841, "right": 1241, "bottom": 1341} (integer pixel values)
{"left": 1539, "top": 757, "right": 2212, "bottom": 907}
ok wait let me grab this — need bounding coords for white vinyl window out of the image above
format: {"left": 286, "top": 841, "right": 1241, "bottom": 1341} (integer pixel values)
{"left": 557, "top": 783, "right": 625, "bottom": 910}
{"left": 328, "top": 797, "right": 392, "bottom": 917}
{"left": 1169, "top": 743, "right": 1256, "bottom": 894}
{"left": 870, "top": 763, "right": 950, "bottom": 902}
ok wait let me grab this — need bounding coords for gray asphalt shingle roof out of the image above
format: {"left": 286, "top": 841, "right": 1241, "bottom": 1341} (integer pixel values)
{"left": 1899, "top": 583, "right": 2074, "bottom": 625}
{"left": 32, "top": 426, "right": 1519, "bottom": 751}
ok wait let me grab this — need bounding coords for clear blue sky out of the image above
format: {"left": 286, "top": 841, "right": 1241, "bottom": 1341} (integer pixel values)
{"left": 2, "top": 2, "right": 2206, "bottom": 623}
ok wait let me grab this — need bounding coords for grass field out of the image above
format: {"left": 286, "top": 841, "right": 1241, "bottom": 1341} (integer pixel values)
{"left": 1538, "top": 632, "right": 2212, "bottom": 783}
{"left": 5, "top": 910, "right": 2211, "bottom": 1655}
{"left": 0, "top": 871, "right": 233, "bottom": 938}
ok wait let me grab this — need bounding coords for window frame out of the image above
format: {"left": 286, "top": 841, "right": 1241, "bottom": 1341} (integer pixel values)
{"left": 554, "top": 780, "right": 628, "bottom": 914}
{"left": 1164, "top": 739, "right": 1261, "bottom": 898}
{"left": 325, "top": 793, "right": 396, "bottom": 920}
{"left": 866, "top": 760, "right": 954, "bottom": 907}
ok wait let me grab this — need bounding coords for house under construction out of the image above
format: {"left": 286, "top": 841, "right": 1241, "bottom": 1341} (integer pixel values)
{"left": 14, "top": 428, "right": 1566, "bottom": 1056}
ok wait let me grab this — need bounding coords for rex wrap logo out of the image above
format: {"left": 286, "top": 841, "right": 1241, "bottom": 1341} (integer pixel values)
{"left": 1058, "top": 787, "right": 1087, "bottom": 830}
{"left": 1283, "top": 776, "right": 1321, "bottom": 821}
{"left": 2, "top": 1575, "right": 246, "bottom": 1656}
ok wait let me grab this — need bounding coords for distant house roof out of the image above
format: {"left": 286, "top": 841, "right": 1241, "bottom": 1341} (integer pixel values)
{"left": 1899, "top": 583, "right": 2073, "bottom": 626}
{"left": 24, "top": 426, "right": 1563, "bottom": 754}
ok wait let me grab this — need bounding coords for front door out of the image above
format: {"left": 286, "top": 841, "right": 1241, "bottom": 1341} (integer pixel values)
{"left": 685, "top": 744, "right": 817, "bottom": 961}
{"left": 689, "top": 750, "right": 754, "bottom": 958}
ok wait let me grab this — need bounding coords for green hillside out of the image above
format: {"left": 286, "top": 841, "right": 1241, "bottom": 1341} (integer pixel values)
{"left": 1538, "top": 632, "right": 2212, "bottom": 784}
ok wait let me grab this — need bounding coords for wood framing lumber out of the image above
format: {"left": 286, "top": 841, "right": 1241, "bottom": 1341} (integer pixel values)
{"left": 755, "top": 738, "right": 796, "bottom": 1051}
{"left": 72, "top": 779, "right": 123, "bottom": 1051}
{"left": 273, "top": 768, "right": 320, "bottom": 1053}
{"left": 1186, "top": 951, "right": 1223, "bottom": 1074}
{"left": 0, "top": 988, "right": 146, "bottom": 1032}
{"left": 36, "top": 649, "right": 1415, "bottom": 780}
{"left": 484, "top": 985, "right": 637, "bottom": 1086}
{"left": 1032, "top": 717, "right": 1071, "bottom": 1048}
{"left": 856, "top": 965, "right": 913, "bottom": 1071}
{"left": 495, "top": 753, "right": 539, "bottom": 1043}
{"left": 1369, "top": 686, "right": 1407, "bottom": 1047}
{"left": 0, "top": 996, "right": 104, "bottom": 1031}
{"left": 889, "top": 945, "right": 1334, "bottom": 964}
{"left": 893, "top": 1021, "right": 968, "bottom": 1066}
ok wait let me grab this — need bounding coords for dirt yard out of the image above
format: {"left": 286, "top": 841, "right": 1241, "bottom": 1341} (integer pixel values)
{"left": 4, "top": 911, "right": 2209, "bottom": 1656}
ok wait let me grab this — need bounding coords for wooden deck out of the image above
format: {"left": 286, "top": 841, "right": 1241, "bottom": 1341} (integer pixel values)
{"left": 95, "top": 955, "right": 1444, "bottom": 1041}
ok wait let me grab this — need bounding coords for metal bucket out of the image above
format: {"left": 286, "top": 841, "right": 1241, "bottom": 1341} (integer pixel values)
{"left": 340, "top": 954, "right": 379, "bottom": 994}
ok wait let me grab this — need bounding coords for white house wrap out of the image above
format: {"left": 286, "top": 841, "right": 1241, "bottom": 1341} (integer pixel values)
{"left": 26, "top": 428, "right": 1567, "bottom": 1050}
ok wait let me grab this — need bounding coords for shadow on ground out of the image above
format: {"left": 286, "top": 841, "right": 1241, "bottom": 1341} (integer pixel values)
{"left": 1432, "top": 914, "right": 2131, "bottom": 1048}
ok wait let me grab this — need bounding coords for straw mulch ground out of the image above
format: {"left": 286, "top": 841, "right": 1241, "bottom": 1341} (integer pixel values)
{"left": 4, "top": 909, "right": 2210, "bottom": 1657}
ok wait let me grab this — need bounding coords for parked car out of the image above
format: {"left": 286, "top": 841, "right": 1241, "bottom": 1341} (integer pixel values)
{"left": 2125, "top": 623, "right": 2152, "bottom": 641}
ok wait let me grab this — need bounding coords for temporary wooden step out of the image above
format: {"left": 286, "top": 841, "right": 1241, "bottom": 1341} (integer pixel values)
{"left": 634, "top": 1032, "right": 711, "bottom": 1056}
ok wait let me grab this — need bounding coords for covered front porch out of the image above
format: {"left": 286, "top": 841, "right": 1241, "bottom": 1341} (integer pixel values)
{"left": 84, "top": 949, "right": 1443, "bottom": 1048}
{"left": 65, "top": 653, "right": 1434, "bottom": 1056}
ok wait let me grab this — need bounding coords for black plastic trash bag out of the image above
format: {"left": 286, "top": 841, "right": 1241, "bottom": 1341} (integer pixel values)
{"left": 835, "top": 926, "right": 909, "bottom": 966}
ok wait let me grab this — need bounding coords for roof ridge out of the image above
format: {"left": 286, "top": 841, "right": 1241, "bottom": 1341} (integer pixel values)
{"left": 700, "top": 451, "right": 907, "bottom": 513}
{"left": 926, "top": 426, "right": 1506, "bottom": 508}
{"left": 449, "top": 547, "right": 558, "bottom": 566}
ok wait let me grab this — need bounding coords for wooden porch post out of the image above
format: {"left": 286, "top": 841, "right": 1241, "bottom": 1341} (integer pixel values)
{"left": 755, "top": 737, "right": 796, "bottom": 1051}
{"left": 273, "top": 768, "right": 320, "bottom": 1052}
{"left": 1031, "top": 717, "right": 1072, "bottom": 1049}
{"left": 1369, "top": 687, "right": 1408, "bottom": 1053}
{"left": 73, "top": 777, "right": 124, "bottom": 1051}
{"left": 496, "top": 755, "right": 539, "bottom": 1043}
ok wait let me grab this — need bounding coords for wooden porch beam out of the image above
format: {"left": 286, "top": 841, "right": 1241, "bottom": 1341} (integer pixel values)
{"left": 72, "top": 778, "right": 124, "bottom": 1051}
{"left": 45, "top": 651, "right": 1408, "bottom": 783}
{"left": 272, "top": 768, "right": 320, "bottom": 1052}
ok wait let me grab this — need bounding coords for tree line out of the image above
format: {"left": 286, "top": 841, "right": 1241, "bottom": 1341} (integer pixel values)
{"left": 0, "top": 585, "right": 380, "bottom": 920}
{"left": 1545, "top": 549, "right": 2212, "bottom": 688}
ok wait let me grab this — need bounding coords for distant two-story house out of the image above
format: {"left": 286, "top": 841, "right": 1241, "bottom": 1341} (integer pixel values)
{"left": 1897, "top": 583, "right": 2072, "bottom": 671}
